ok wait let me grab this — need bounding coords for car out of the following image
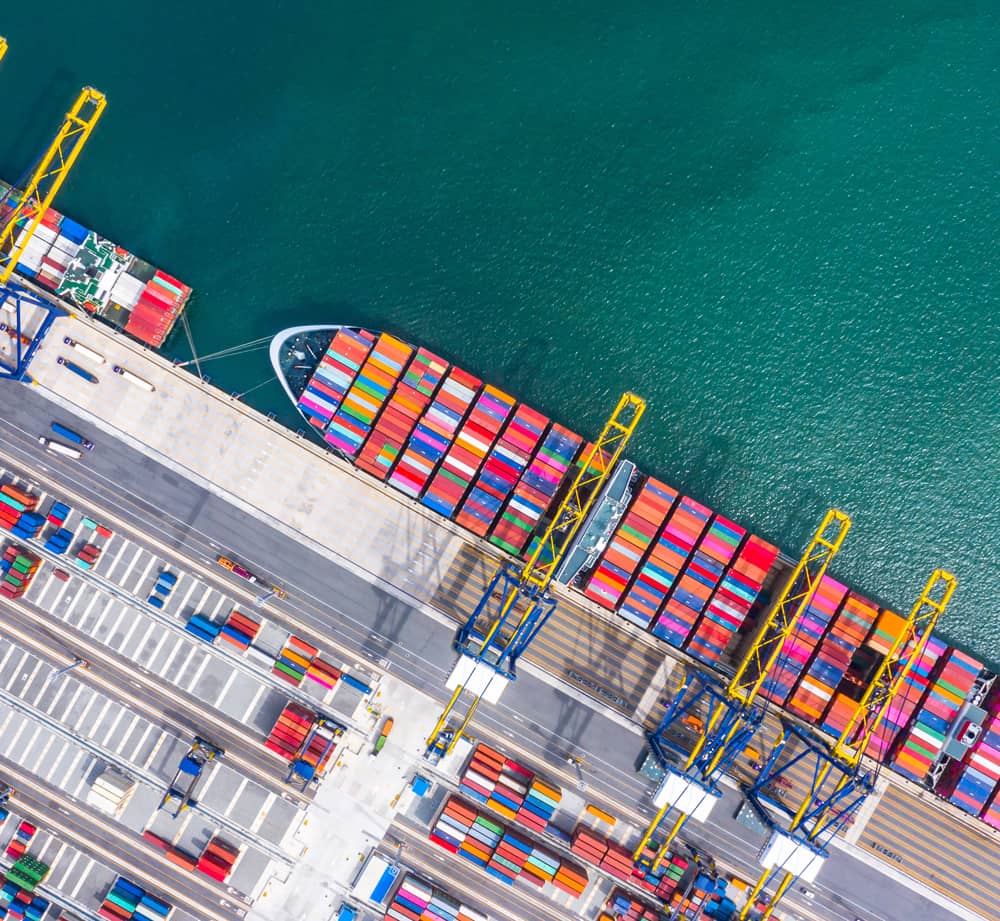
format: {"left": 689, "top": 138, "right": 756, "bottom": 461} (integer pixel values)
{"left": 798, "top": 887, "right": 815, "bottom": 900}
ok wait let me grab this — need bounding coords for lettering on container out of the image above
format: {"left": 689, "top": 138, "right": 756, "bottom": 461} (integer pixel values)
{"left": 567, "top": 670, "right": 629, "bottom": 709}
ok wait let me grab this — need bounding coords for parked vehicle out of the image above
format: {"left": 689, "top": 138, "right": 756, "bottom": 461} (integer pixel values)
{"left": 57, "top": 357, "right": 98, "bottom": 384}
{"left": 112, "top": 365, "right": 156, "bottom": 392}
{"left": 38, "top": 437, "right": 82, "bottom": 459}
{"left": 215, "top": 555, "right": 287, "bottom": 599}
{"left": 51, "top": 422, "right": 94, "bottom": 450}
{"left": 63, "top": 336, "right": 106, "bottom": 364}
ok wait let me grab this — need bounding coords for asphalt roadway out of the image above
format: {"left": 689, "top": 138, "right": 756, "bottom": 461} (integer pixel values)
{"left": 0, "top": 384, "right": 969, "bottom": 921}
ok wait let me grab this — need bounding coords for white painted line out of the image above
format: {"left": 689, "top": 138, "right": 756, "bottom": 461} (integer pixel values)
{"left": 0, "top": 644, "right": 19, "bottom": 683}
{"left": 180, "top": 652, "right": 213, "bottom": 694}
{"left": 100, "top": 537, "right": 131, "bottom": 580}
{"left": 145, "top": 628, "right": 175, "bottom": 670}
{"left": 214, "top": 669, "right": 239, "bottom": 705}
{"left": 91, "top": 603, "right": 125, "bottom": 644}
{"left": 87, "top": 694, "right": 111, "bottom": 739}
{"left": 159, "top": 639, "right": 193, "bottom": 679}
{"left": 131, "top": 722, "right": 158, "bottom": 768}
{"left": 3, "top": 711, "right": 31, "bottom": 754}
{"left": 66, "top": 853, "right": 92, "bottom": 897}
{"left": 249, "top": 792, "right": 277, "bottom": 834}
{"left": 31, "top": 735, "right": 59, "bottom": 779}
{"left": 175, "top": 580, "right": 200, "bottom": 617}
{"left": 239, "top": 682, "right": 268, "bottom": 722}
{"left": 113, "top": 544, "right": 146, "bottom": 587}
{"left": 129, "top": 552, "right": 158, "bottom": 594}
{"left": 118, "top": 612, "right": 145, "bottom": 651}
{"left": 209, "top": 592, "right": 230, "bottom": 619}
{"left": 95, "top": 705, "right": 129, "bottom": 749}
{"left": 61, "top": 748, "right": 91, "bottom": 798}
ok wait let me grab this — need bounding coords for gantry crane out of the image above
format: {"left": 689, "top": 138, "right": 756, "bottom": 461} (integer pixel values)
{"left": 738, "top": 568, "right": 956, "bottom": 920}
{"left": 425, "top": 392, "right": 646, "bottom": 759}
{"left": 160, "top": 737, "right": 223, "bottom": 818}
{"left": 0, "top": 38, "right": 105, "bottom": 380}
{"left": 633, "top": 508, "right": 853, "bottom": 870}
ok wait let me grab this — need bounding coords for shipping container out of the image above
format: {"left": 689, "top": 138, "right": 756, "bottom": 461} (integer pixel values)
{"left": 490, "top": 424, "right": 583, "bottom": 556}
{"left": 324, "top": 334, "right": 413, "bottom": 457}
{"left": 583, "top": 477, "right": 677, "bottom": 614}
{"left": 422, "top": 385, "right": 515, "bottom": 518}
{"left": 387, "top": 366, "right": 482, "bottom": 499}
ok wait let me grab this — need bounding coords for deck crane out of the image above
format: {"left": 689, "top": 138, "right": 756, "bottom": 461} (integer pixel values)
{"left": 425, "top": 392, "right": 646, "bottom": 760}
{"left": 0, "top": 38, "right": 105, "bottom": 380}
{"left": 632, "top": 508, "right": 853, "bottom": 870}
{"left": 738, "top": 568, "right": 956, "bottom": 920}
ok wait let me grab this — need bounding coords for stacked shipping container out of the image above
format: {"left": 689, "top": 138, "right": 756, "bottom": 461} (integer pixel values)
{"left": 2, "top": 181, "right": 192, "bottom": 349}
{"left": 430, "top": 796, "right": 587, "bottom": 895}
{"left": 603, "top": 889, "right": 660, "bottom": 921}
{"left": 356, "top": 348, "right": 447, "bottom": 479}
{"left": 584, "top": 479, "right": 676, "bottom": 613}
{"left": 423, "top": 386, "right": 514, "bottom": 518}
{"left": 98, "top": 878, "right": 172, "bottom": 920}
{"left": 325, "top": 334, "right": 413, "bottom": 457}
{"left": 296, "top": 328, "right": 375, "bottom": 430}
{"left": 648, "top": 497, "right": 714, "bottom": 646}
{"left": 892, "top": 648, "right": 983, "bottom": 783}
{"left": 979, "top": 709, "right": 1000, "bottom": 830}
{"left": 196, "top": 837, "right": 241, "bottom": 882}
{"left": 455, "top": 405, "right": 548, "bottom": 537}
{"left": 388, "top": 367, "right": 482, "bottom": 499}
{"left": 383, "top": 872, "right": 488, "bottom": 921}
{"left": 0, "top": 854, "right": 50, "bottom": 921}
{"left": 490, "top": 425, "right": 582, "bottom": 555}
{"left": 687, "top": 535, "right": 779, "bottom": 668}
{"left": 759, "top": 575, "right": 847, "bottom": 705}
{"left": 458, "top": 743, "right": 561, "bottom": 831}
{"left": 857, "top": 635, "right": 947, "bottom": 759}
{"left": 787, "top": 592, "right": 878, "bottom": 724}
{"left": 0, "top": 546, "right": 40, "bottom": 600}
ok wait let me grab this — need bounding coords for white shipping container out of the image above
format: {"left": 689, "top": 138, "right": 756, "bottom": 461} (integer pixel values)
{"left": 109, "top": 272, "right": 145, "bottom": 309}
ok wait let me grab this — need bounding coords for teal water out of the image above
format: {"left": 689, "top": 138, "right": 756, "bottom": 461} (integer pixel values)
{"left": 2, "top": 2, "right": 997, "bottom": 655}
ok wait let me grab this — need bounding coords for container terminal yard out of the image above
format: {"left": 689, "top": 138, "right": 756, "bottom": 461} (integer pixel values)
{"left": 2, "top": 42, "right": 1000, "bottom": 921}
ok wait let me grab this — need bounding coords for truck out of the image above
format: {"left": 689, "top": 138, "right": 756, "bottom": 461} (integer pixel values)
{"left": 50, "top": 422, "right": 94, "bottom": 450}
{"left": 63, "top": 336, "right": 106, "bottom": 364}
{"left": 112, "top": 364, "right": 156, "bottom": 392}
{"left": 215, "top": 555, "right": 287, "bottom": 599}
{"left": 37, "top": 437, "right": 82, "bottom": 459}
{"left": 287, "top": 721, "right": 339, "bottom": 788}
{"left": 372, "top": 717, "right": 394, "bottom": 757}
{"left": 56, "top": 357, "right": 98, "bottom": 383}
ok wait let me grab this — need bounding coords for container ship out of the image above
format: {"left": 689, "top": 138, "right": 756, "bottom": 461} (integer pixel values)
{"left": 1, "top": 179, "right": 191, "bottom": 348}
{"left": 270, "top": 324, "right": 1000, "bottom": 834}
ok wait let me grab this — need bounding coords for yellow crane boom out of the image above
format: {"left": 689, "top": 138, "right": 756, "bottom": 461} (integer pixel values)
{"left": 741, "top": 569, "right": 957, "bottom": 920}
{"left": 634, "top": 508, "right": 852, "bottom": 864}
{"left": 426, "top": 392, "right": 645, "bottom": 756}
{"left": 0, "top": 85, "right": 106, "bottom": 285}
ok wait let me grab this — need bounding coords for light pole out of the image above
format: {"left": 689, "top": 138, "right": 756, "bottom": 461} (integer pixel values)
{"left": 567, "top": 755, "right": 587, "bottom": 792}
{"left": 47, "top": 657, "right": 87, "bottom": 684}
{"left": 253, "top": 589, "right": 276, "bottom": 608}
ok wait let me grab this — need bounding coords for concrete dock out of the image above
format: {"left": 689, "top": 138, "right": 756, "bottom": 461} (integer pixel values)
{"left": 0, "top": 303, "right": 996, "bottom": 921}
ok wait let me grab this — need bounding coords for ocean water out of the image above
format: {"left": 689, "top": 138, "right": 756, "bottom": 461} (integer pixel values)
{"left": 1, "top": 2, "right": 996, "bottom": 656}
